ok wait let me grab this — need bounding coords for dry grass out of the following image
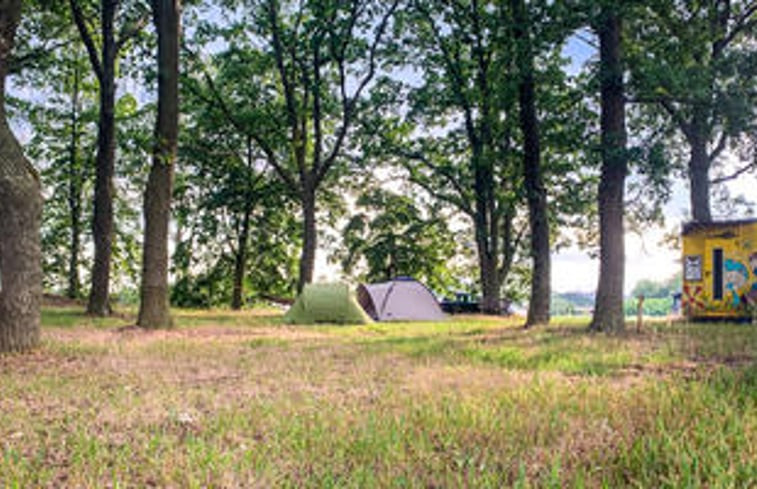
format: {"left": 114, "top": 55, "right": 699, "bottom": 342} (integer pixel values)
{"left": 0, "top": 307, "right": 755, "bottom": 487}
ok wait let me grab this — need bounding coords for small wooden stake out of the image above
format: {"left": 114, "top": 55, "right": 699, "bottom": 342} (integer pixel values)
{"left": 636, "top": 294, "right": 645, "bottom": 333}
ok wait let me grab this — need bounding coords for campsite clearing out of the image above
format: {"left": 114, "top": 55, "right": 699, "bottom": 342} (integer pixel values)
{"left": 1, "top": 307, "right": 755, "bottom": 487}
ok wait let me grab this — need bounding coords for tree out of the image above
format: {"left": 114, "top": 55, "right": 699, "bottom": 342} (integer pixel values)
{"left": 360, "top": 0, "right": 594, "bottom": 314}
{"left": 628, "top": 0, "right": 757, "bottom": 222}
{"left": 173, "top": 52, "right": 301, "bottom": 308}
{"left": 198, "top": 0, "right": 399, "bottom": 293}
{"left": 630, "top": 273, "right": 681, "bottom": 299}
{"left": 589, "top": 4, "right": 628, "bottom": 333}
{"left": 510, "top": 0, "right": 550, "bottom": 327}
{"left": 339, "top": 188, "right": 458, "bottom": 292}
{"left": 21, "top": 44, "right": 97, "bottom": 299}
{"left": 69, "top": 0, "right": 149, "bottom": 315}
{"left": 0, "top": 0, "right": 43, "bottom": 352}
{"left": 383, "top": 0, "right": 527, "bottom": 314}
{"left": 137, "top": 0, "right": 180, "bottom": 328}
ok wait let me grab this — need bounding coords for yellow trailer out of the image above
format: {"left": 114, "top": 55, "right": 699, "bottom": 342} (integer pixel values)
{"left": 681, "top": 219, "right": 757, "bottom": 319}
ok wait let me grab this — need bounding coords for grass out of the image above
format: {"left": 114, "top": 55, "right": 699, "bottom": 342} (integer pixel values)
{"left": 0, "top": 307, "right": 755, "bottom": 487}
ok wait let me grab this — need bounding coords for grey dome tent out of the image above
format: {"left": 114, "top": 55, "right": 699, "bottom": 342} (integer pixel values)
{"left": 356, "top": 277, "right": 446, "bottom": 322}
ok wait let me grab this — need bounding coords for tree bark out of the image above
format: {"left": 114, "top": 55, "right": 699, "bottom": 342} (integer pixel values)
{"left": 0, "top": 0, "right": 42, "bottom": 353}
{"left": 67, "top": 57, "right": 82, "bottom": 299}
{"left": 232, "top": 205, "right": 251, "bottom": 310}
{"left": 478, "top": 249, "right": 501, "bottom": 314}
{"left": 137, "top": 0, "right": 180, "bottom": 329}
{"left": 512, "top": 0, "right": 550, "bottom": 327}
{"left": 590, "top": 7, "right": 627, "bottom": 334}
{"left": 688, "top": 121, "right": 712, "bottom": 223}
{"left": 85, "top": 0, "right": 118, "bottom": 316}
{"left": 297, "top": 186, "right": 317, "bottom": 293}
{"left": 232, "top": 136, "right": 256, "bottom": 310}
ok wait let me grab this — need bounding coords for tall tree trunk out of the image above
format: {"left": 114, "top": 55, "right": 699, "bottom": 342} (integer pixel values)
{"left": 232, "top": 136, "right": 256, "bottom": 310}
{"left": 297, "top": 185, "right": 316, "bottom": 293}
{"left": 0, "top": 0, "right": 42, "bottom": 353}
{"left": 67, "top": 58, "right": 82, "bottom": 299}
{"left": 590, "top": 7, "right": 627, "bottom": 334}
{"left": 688, "top": 124, "right": 711, "bottom": 223}
{"left": 86, "top": 1, "right": 117, "bottom": 316}
{"left": 472, "top": 143, "right": 501, "bottom": 315}
{"left": 512, "top": 0, "right": 550, "bottom": 327}
{"left": 137, "top": 0, "right": 180, "bottom": 329}
{"left": 231, "top": 206, "right": 251, "bottom": 310}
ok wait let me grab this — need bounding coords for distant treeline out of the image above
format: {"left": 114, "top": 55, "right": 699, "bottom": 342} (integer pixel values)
{"left": 553, "top": 275, "right": 681, "bottom": 317}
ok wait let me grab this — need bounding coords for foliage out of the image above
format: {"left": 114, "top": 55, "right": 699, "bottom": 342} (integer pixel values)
{"left": 8, "top": 0, "right": 757, "bottom": 323}
{"left": 185, "top": 0, "right": 402, "bottom": 290}
{"left": 171, "top": 62, "right": 302, "bottom": 307}
{"left": 359, "top": 0, "right": 598, "bottom": 308}
{"left": 550, "top": 291, "right": 595, "bottom": 315}
{"left": 624, "top": 296, "right": 674, "bottom": 317}
{"left": 631, "top": 273, "right": 682, "bottom": 299}
{"left": 10, "top": 5, "right": 150, "bottom": 298}
{"left": 18, "top": 46, "right": 97, "bottom": 294}
{"left": 337, "top": 188, "right": 459, "bottom": 292}
{"left": 626, "top": 0, "right": 757, "bottom": 220}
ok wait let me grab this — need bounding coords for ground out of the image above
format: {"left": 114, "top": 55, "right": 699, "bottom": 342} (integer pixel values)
{"left": 1, "top": 308, "right": 755, "bottom": 487}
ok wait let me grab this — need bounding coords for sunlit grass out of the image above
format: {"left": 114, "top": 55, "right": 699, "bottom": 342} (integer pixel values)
{"left": 2, "top": 306, "right": 755, "bottom": 487}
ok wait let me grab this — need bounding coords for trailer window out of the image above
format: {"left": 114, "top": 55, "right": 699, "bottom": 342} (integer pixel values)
{"left": 684, "top": 255, "right": 702, "bottom": 281}
{"left": 713, "top": 248, "right": 723, "bottom": 300}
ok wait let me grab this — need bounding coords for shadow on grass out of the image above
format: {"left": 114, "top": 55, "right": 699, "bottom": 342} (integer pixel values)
{"left": 41, "top": 307, "right": 132, "bottom": 329}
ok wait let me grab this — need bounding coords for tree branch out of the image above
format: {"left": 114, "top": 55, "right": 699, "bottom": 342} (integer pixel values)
{"left": 316, "top": 0, "right": 401, "bottom": 184}
{"left": 182, "top": 44, "right": 298, "bottom": 191}
{"left": 709, "top": 130, "right": 728, "bottom": 162}
{"left": 710, "top": 161, "right": 757, "bottom": 184}
{"left": 267, "top": 0, "right": 305, "bottom": 180}
{"left": 407, "top": 172, "right": 472, "bottom": 218}
{"left": 659, "top": 99, "right": 694, "bottom": 141}
{"left": 69, "top": 0, "right": 103, "bottom": 81}
{"left": 714, "top": 1, "right": 757, "bottom": 57}
{"left": 399, "top": 149, "right": 474, "bottom": 216}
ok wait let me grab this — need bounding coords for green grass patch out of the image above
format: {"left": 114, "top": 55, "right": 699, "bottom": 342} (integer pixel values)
{"left": 1, "top": 308, "right": 754, "bottom": 487}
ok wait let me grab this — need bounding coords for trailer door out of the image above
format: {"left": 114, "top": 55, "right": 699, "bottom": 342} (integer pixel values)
{"left": 705, "top": 238, "right": 729, "bottom": 310}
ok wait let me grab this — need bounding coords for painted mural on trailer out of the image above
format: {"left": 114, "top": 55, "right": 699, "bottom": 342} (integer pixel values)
{"left": 681, "top": 219, "right": 757, "bottom": 319}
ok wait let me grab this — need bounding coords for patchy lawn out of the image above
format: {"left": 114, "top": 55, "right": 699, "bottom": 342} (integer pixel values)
{"left": 1, "top": 308, "right": 755, "bottom": 487}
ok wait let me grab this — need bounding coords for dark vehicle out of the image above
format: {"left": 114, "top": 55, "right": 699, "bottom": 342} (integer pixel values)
{"left": 441, "top": 292, "right": 480, "bottom": 314}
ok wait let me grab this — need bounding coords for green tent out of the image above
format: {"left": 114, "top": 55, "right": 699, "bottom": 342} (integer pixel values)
{"left": 283, "top": 283, "right": 372, "bottom": 325}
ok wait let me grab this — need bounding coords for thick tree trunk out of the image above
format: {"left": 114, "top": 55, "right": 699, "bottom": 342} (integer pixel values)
{"left": 478, "top": 250, "right": 501, "bottom": 314}
{"left": 67, "top": 59, "right": 82, "bottom": 299}
{"left": 87, "top": 2, "right": 118, "bottom": 316}
{"left": 471, "top": 143, "right": 501, "bottom": 315}
{"left": 512, "top": 0, "right": 550, "bottom": 327}
{"left": 474, "top": 204, "right": 502, "bottom": 315}
{"left": 688, "top": 130, "right": 711, "bottom": 223}
{"left": 137, "top": 0, "right": 180, "bottom": 329}
{"left": 0, "top": 0, "right": 42, "bottom": 353}
{"left": 590, "top": 8, "right": 627, "bottom": 334}
{"left": 297, "top": 186, "right": 317, "bottom": 293}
